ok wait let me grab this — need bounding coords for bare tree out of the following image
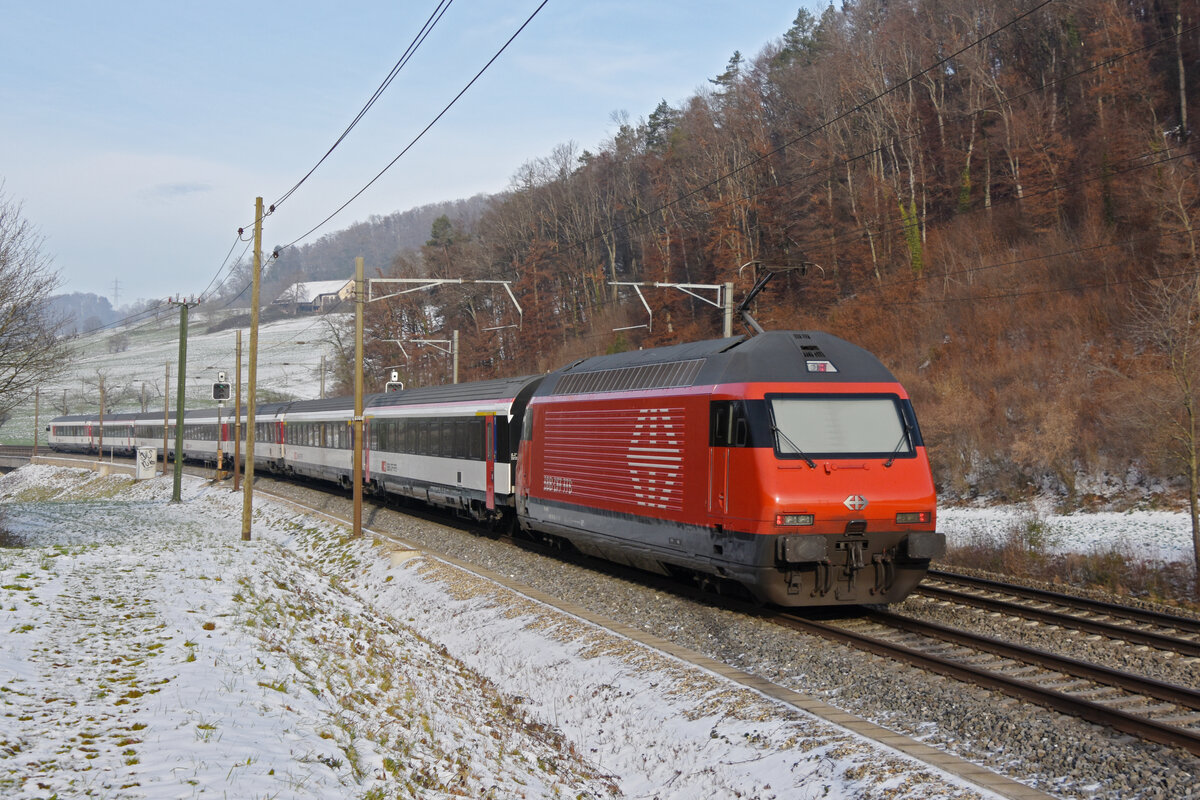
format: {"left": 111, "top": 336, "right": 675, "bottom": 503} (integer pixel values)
{"left": 1129, "top": 276, "right": 1200, "bottom": 597}
{"left": 0, "top": 185, "right": 69, "bottom": 416}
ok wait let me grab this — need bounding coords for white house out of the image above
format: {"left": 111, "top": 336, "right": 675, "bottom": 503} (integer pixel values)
{"left": 272, "top": 279, "right": 354, "bottom": 312}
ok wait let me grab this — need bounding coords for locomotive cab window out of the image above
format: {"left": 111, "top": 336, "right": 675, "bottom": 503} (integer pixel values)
{"left": 767, "top": 394, "right": 919, "bottom": 460}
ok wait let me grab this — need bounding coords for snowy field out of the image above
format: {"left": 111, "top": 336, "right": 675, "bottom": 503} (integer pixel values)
{"left": 938, "top": 504, "right": 1196, "bottom": 565}
{"left": 2, "top": 312, "right": 345, "bottom": 446}
{"left": 0, "top": 465, "right": 993, "bottom": 800}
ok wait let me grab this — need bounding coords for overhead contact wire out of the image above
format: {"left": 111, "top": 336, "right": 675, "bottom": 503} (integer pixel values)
{"left": 269, "top": 0, "right": 456, "bottom": 213}
{"left": 277, "top": 0, "right": 552, "bottom": 254}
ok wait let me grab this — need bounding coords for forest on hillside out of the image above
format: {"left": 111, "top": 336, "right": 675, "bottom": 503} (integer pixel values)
{"left": 332, "top": 0, "right": 1198, "bottom": 503}
{"left": 215, "top": 195, "right": 495, "bottom": 306}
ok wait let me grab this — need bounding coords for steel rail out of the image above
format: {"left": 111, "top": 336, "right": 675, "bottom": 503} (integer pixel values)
{"left": 915, "top": 583, "right": 1200, "bottom": 657}
{"left": 772, "top": 611, "right": 1200, "bottom": 757}
{"left": 927, "top": 569, "right": 1200, "bottom": 637}
{"left": 866, "top": 609, "right": 1200, "bottom": 711}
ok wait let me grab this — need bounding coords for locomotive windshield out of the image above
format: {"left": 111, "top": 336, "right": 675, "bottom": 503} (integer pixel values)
{"left": 768, "top": 394, "right": 914, "bottom": 460}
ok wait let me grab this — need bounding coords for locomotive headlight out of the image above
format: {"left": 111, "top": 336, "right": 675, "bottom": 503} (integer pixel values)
{"left": 896, "top": 511, "right": 932, "bottom": 524}
{"left": 776, "top": 513, "right": 815, "bottom": 527}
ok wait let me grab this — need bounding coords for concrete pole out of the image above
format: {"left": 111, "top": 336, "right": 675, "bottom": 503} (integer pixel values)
{"left": 452, "top": 329, "right": 459, "bottom": 384}
{"left": 724, "top": 281, "right": 734, "bottom": 338}
{"left": 98, "top": 375, "right": 105, "bottom": 458}
{"left": 234, "top": 329, "right": 242, "bottom": 492}
{"left": 353, "top": 256, "right": 364, "bottom": 538}
{"left": 172, "top": 302, "right": 189, "bottom": 502}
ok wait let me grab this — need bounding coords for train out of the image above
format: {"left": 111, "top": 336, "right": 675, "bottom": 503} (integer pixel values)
{"left": 47, "top": 330, "right": 944, "bottom": 606}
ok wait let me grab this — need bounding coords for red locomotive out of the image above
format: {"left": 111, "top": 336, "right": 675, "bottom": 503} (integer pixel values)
{"left": 516, "top": 331, "right": 943, "bottom": 605}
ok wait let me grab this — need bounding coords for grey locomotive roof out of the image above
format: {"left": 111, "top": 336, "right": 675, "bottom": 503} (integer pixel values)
{"left": 367, "top": 375, "right": 542, "bottom": 410}
{"left": 537, "top": 331, "right": 896, "bottom": 396}
{"left": 703, "top": 331, "right": 897, "bottom": 384}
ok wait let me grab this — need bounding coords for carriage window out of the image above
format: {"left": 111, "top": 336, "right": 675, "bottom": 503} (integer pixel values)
{"left": 428, "top": 421, "right": 442, "bottom": 457}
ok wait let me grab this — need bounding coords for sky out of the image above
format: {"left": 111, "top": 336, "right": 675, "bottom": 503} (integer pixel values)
{"left": 1, "top": 1, "right": 825, "bottom": 307}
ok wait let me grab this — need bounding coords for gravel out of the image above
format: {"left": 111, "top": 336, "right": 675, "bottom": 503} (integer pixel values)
{"left": 261, "top": 478, "right": 1200, "bottom": 800}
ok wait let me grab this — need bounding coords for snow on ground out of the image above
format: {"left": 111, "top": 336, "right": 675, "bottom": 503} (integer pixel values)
{"left": 2, "top": 313, "right": 344, "bottom": 446}
{"left": 938, "top": 503, "right": 1196, "bottom": 564}
{"left": 0, "top": 465, "right": 992, "bottom": 799}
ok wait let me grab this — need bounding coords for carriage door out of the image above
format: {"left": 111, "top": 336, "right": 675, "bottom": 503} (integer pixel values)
{"left": 484, "top": 413, "right": 496, "bottom": 510}
{"left": 708, "top": 401, "right": 749, "bottom": 517}
{"left": 708, "top": 402, "right": 730, "bottom": 515}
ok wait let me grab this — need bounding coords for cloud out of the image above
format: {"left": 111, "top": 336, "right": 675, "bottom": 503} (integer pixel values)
{"left": 145, "top": 182, "right": 212, "bottom": 200}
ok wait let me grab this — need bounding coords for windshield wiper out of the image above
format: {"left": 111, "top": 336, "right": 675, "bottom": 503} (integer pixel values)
{"left": 772, "top": 425, "right": 816, "bottom": 469}
{"left": 882, "top": 429, "right": 911, "bottom": 468}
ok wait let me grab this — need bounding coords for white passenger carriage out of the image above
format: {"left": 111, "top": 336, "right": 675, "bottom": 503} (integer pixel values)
{"left": 277, "top": 396, "right": 359, "bottom": 488}
{"left": 364, "top": 375, "right": 542, "bottom": 522}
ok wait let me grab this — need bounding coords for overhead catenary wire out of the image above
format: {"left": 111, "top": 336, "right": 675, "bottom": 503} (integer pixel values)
{"left": 267, "top": 0, "right": 457, "bottom": 215}
{"left": 273, "top": 0, "right": 551, "bottom": 256}
{"left": 523, "top": 7, "right": 1197, "bottom": 328}
{"left": 246, "top": 0, "right": 1061, "bottom": 362}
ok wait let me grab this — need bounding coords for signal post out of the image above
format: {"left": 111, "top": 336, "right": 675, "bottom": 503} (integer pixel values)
{"left": 212, "top": 373, "right": 230, "bottom": 481}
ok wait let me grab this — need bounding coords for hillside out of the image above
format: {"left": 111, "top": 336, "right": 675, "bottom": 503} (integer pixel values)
{"left": 258, "top": 194, "right": 494, "bottom": 305}
{"left": 341, "top": 0, "right": 1200, "bottom": 506}
{"left": 0, "top": 310, "right": 342, "bottom": 445}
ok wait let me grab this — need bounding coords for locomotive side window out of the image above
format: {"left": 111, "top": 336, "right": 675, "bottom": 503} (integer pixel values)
{"left": 710, "top": 401, "right": 752, "bottom": 447}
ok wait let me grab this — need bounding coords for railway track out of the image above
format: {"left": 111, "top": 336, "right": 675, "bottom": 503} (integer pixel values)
{"left": 262, "top": 476, "right": 1200, "bottom": 758}
{"left": 770, "top": 605, "right": 1200, "bottom": 755}
{"left": 761, "top": 569, "right": 1200, "bottom": 756}
{"left": 918, "top": 569, "right": 1200, "bottom": 656}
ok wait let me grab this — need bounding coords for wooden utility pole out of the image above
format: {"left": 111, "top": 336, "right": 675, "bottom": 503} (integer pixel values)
{"left": 234, "top": 329, "right": 242, "bottom": 491}
{"left": 353, "top": 256, "right": 364, "bottom": 538}
{"left": 241, "top": 197, "right": 263, "bottom": 541}
{"left": 33, "top": 387, "right": 39, "bottom": 458}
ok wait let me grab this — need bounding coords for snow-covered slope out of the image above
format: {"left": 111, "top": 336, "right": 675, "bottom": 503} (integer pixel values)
{"left": 2, "top": 312, "right": 345, "bottom": 444}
